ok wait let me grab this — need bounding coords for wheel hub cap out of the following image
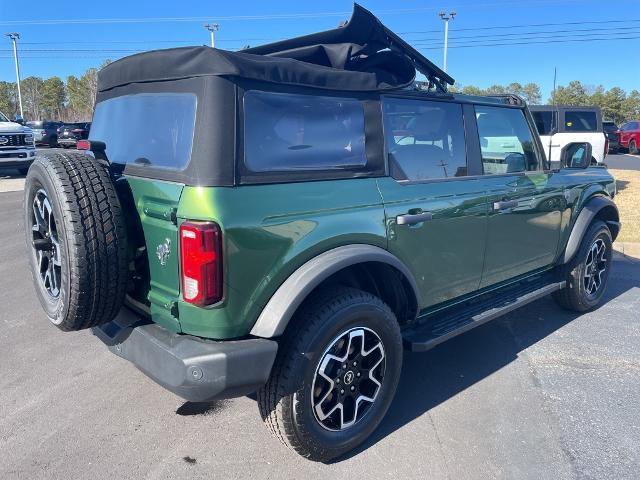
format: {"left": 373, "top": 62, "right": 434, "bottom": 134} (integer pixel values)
{"left": 31, "top": 188, "right": 62, "bottom": 299}
{"left": 583, "top": 238, "right": 606, "bottom": 298}
{"left": 311, "top": 327, "right": 386, "bottom": 432}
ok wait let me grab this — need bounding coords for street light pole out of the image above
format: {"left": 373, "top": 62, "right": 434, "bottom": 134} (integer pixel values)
{"left": 439, "top": 11, "right": 456, "bottom": 73}
{"left": 204, "top": 23, "right": 219, "bottom": 48}
{"left": 5, "top": 32, "right": 24, "bottom": 118}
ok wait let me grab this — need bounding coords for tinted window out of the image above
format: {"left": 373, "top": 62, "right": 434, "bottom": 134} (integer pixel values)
{"left": 475, "top": 105, "right": 540, "bottom": 175}
{"left": 531, "top": 110, "right": 556, "bottom": 135}
{"left": 90, "top": 93, "right": 196, "bottom": 170}
{"left": 603, "top": 122, "right": 618, "bottom": 133}
{"left": 244, "top": 91, "right": 366, "bottom": 172}
{"left": 564, "top": 110, "right": 597, "bottom": 132}
{"left": 382, "top": 98, "right": 467, "bottom": 180}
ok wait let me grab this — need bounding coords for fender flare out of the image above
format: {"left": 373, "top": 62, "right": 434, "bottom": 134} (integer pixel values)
{"left": 249, "top": 244, "right": 420, "bottom": 338}
{"left": 562, "top": 195, "right": 619, "bottom": 264}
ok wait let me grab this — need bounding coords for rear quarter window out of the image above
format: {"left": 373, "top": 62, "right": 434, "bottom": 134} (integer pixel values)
{"left": 90, "top": 93, "right": 197, "bottom": 170}
{"left": 531, "top": 111, "right": 556, "bottom": 135}
{"left": 243, "top": 91, "right": 367, "bottom": 173}
{"left": 564, "top": 110, "right": 597, "bottom": 132}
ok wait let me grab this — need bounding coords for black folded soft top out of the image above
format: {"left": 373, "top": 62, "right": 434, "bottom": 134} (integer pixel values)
{"left": 98, "top": 3, "right": 454, "bottom": 93}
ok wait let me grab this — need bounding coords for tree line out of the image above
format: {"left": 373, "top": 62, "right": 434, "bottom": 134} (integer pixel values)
{"left": 1, "top": 61, "right": 638, "bottom": 125}
{"left": 450, "top": 81, "right": 640, "bottom": 125}
{"left": 0, "top": 60, "right": 110, "bottom": 123}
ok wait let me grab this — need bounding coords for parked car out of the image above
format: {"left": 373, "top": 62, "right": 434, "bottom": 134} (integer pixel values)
{"left": 57, "top": 122, "right": 91, "bottom": 148}
{"left": 530, "top": 105, "right": 607, "bottom": 166}
{"left": 603, "top": 121, "right": 620, "bottom": 154}
{"left": 25, "top": 120, "right": 63, "bottom": 147}
{"left": 23, "top": 4, "right": 619, "bottom": 462}
{"left": 617, "top": 120, "right": 640, "bottom": 154}
{"left": 0, "top": 110, "right": 36, "bottom": 173}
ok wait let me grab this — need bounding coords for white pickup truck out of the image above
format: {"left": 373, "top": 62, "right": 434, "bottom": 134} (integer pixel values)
{"left": 0, "top": 111, "right": 37, "bottom": 174}
{"left": 530, "top": 105, "right": 607, "bottom": 166}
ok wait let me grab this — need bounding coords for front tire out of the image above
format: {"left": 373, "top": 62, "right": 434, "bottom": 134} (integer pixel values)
{"left": 629, "top": 140, "right": 638, "bottom": 155}
{"left": 553, "top": 220, "right": 612, "bottom": 312}
{"left": 258, "top": 286, "right": 403, "bottom": 462}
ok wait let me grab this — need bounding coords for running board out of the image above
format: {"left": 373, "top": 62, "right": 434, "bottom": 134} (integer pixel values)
{"left": 403, "top": 279, "right": 565, "bottom": 352}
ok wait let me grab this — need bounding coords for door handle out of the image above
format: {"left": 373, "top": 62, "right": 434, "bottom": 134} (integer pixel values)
{"left": 396, "top": 211, "right": 433, "bottom": 225}
{"left": 493, "top": 200, "right": 519, "bottom": 211}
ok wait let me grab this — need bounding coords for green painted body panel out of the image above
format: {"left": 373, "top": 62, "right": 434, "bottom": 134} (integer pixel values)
{"left": 176, "top": 178, "right": 386, "bottom": 339}
{"left": 125, "top": 176, "right": 184, "bottom": 333}
{"left": 376, "top": 176, "right": 488, "bottom": 309}
{"left": 121, "top": 165, "right": 615, "bottom": 341}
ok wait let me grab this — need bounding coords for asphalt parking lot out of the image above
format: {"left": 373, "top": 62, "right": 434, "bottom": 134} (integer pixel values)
{"left": 1, "top": 153, "right": 639, "bottom": 479}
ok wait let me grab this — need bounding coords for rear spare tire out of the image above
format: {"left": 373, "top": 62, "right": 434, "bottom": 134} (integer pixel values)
{"left": 24, "top": 152, "right": 129, "bottom": 331}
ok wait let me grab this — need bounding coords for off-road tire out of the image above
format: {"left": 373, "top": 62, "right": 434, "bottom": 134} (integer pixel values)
{"left": 629, "top": 140, "right": 638, "bottom": 155}
{"left": 258, "top": 286, "right": 402, "bottom": 462}
{"left": 553, "top": 220, "right": 612, "bottom": 312}
{"left": 24, "top": 151, "right": 128, "bottom": 331}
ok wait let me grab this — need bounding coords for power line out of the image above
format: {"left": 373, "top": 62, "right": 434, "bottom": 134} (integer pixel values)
{"left": 418, "top": 33, "right": 640, "bottom": 50}
{"left": 401, "top": 17, "right": 640, "bottom": 35}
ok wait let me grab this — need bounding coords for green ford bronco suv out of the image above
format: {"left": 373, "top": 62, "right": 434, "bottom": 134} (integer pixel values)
{"left": 24, "top": 4, "right": 619, "bottom": 462}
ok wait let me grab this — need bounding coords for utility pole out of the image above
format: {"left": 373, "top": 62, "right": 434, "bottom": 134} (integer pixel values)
{"left": 203, "top": 23, "right": 219, "bottom": 48}
{"left": 439, "top": 11, "right": 456, "bottom": 73}
{"left": 5, "top": 32, "right": 24, "bottom": 118}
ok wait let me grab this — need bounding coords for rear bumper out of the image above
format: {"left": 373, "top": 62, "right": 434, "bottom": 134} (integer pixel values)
{"left": 92, "top": 307, "right": 278, "bottom": 402}
{"left": 57, "top": 138, "right": 78, "bottom": 145}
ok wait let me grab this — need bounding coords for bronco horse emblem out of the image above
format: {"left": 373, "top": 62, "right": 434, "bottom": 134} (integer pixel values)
{"left": 156, "top": 238, "right": 171, "bottom": 266}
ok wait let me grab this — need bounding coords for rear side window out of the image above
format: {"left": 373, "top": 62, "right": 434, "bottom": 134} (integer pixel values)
{"left": 475, "top": 105, "right": 541, "bottom": 174}
{"left": 382, "top": 98, "right": 467, "bottom": 181}
{"left": 531, "top": 110, "right": 556, "bottom": 135}
{"left": 243, "top": 91, "right": 366, "bottom": 172}
{"left": 90, "top": 93, "right": 196, "bottom": 170}
{"left": 564, "top": 110, "right": 597, "bottom": 132}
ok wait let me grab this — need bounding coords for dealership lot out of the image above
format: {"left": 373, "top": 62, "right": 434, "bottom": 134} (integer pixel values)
{"left": 0, "top": 162, "right": 639, "bottom": 479}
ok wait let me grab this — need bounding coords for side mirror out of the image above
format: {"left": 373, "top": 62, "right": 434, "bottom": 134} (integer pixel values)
{"left": 14, "top": 115, "right": 24, "bottom": 125}
{"left": 561, "top": 142, "right": 592, "bottom": 169}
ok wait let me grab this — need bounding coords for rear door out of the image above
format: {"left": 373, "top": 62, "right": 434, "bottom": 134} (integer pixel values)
{"left": 377, "top": 97, "right": 488, "bottom": 309}
{"left": 474, "top": 104, "right": 564, "bottom": 287}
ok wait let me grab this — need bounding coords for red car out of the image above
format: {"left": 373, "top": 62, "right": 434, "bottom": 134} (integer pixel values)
{"left": 618, "top": 120, "right": 640, "bottom": 154}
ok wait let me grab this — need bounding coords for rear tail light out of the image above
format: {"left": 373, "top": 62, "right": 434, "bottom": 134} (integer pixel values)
{"left": 77, "top": 140, "right": 90, "bottom": 150}
{"left": 604, "top": 137, "right": 609, "bottom": 156}
{"left": 180, "top": 221, "right": 223, "bottom": 306}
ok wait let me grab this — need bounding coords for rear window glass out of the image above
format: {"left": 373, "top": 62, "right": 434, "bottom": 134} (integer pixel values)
{"left": 243, "top": 91, "right": 367, "bottom": 172}
{"left": 90, "top": 93, "right": 196, "bottom": 170}
{"left": 531, "top": 110, "right": 556, "bottom": 135}
{"left": 564, "top": 111, "right": 597, "bottom": 132}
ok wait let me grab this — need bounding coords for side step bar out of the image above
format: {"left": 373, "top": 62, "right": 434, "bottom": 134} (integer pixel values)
{"left": 403, "top": 280, "right": 565, "bottom": 352}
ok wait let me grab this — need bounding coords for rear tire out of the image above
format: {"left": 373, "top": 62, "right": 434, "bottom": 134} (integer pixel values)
{"left": 24, "top": 152, "right": 129, "bottom": 331}
{"left": 629, "top": 140, "right": 638, "bottom": 155}
{"left": 553, "top": 220, "right": 612, "bottom": 312}
{"left": 258, "top": 286, "right": 402, "bottom": 462}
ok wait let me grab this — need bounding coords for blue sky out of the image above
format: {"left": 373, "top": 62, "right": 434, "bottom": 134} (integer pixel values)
{"left": 0, "top": 0, "right": 638, "bottom": 101}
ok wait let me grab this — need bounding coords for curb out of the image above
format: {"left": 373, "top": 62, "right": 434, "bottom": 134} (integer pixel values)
{"left": 613, "top": 241, "right": 640, "bottom": 260}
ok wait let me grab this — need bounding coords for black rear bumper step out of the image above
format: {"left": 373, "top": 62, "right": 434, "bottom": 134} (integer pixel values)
{"left": 403, "top": 276, "right": 565, "bottom": 352}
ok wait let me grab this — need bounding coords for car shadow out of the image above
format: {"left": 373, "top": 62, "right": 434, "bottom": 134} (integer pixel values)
{"left": 0, "top": 168, "right": 26, "bottom": 179}
{"left": 332, "top": 256, "right": 640, "bottom": 463}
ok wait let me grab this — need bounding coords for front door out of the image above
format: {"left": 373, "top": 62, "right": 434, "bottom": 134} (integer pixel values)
{"left": 377, "top": 97, "right": 488, "bottom": 310}
{"left": 474, "top": 104, "right": 564, "bottom": 287}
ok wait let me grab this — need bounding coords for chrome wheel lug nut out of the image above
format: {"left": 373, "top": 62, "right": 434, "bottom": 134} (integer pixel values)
{"left": 340, "top": 389, "right": 345, "bottom": 395}
{"left": 356, "top": 372, "right": 361, "bottom": 377}
{"left": 350, "top": 386, "right": 355, "bottom": 392}
{"left": 353, "top": 361, "right": 357, "bottom": 367}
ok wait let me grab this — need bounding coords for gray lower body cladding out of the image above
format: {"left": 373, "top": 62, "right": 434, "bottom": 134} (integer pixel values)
{"left": 92, "top": 307, "right": 278, "bottom": 402}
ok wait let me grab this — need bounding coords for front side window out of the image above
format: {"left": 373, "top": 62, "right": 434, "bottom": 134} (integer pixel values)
{"left": 531, "top": 110, "right": 556, "bottom": 135}
{"left": 475, "top": 105, "right": 540, "bottom": 175}
{"left": 90, "top": 93, "right": 197, "bottom": 170}
{"left": 382, "top": 98, "right": 467, "bottom": 181}
{"left": 243, "top": 91, "right": 367, "bottom": 172}
{"left": 564, "top": 110, "right": 597, "bottom": 132}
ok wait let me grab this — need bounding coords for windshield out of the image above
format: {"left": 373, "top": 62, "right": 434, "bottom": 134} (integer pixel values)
{"left": 0, "top": 111, "right": 9, "bottom": 122}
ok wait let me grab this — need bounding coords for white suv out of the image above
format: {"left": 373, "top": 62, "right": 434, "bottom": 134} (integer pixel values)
{"left": 0, "top": 111, "right": 37, "bottom": 174}
{"left": 530, "top": 106, "right": 607, "bottom": 166}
